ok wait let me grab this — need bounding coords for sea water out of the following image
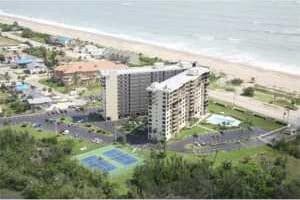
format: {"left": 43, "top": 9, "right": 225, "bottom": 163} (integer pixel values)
{"left": 0, "top": 0, "right": 299, "bottom": 74}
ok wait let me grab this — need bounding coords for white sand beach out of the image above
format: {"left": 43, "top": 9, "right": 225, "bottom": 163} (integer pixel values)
{"left": 1, "top": 14, "right": 299, "bottom": 94}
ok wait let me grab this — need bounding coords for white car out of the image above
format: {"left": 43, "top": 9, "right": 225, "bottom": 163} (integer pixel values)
{"left": 91, "top": 138, "right": 102, "bottom": 144}
{"left": 61, "top": 130, "right": 70, "bottom": 135}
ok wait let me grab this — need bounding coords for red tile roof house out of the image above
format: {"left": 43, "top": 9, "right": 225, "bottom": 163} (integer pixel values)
{"left": 53, "top": 60, "right": 127, "bottom": 85}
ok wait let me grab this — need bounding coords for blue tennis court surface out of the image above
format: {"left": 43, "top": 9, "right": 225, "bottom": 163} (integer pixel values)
{"left": 81, "top": 156, "right": 116, "bottom": 172}
{"left": 75, "top": 146, "right": 142, "bottom": 175}
{"left": 103, "top": 149, "right": 138, "bottom": 166}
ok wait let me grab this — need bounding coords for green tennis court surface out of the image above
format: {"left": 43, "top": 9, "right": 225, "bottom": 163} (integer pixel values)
{"left": 74, "top": 145, "right": 143, "bottom": 175}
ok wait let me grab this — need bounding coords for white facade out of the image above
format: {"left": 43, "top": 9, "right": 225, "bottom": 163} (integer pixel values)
{"left": 147, "top": 67, "right": 210, "bottom": 141}
{"left": 100, "top": 63, "right": 193, "bottom": 121}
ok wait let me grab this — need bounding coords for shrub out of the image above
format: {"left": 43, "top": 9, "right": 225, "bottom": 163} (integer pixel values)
{"left": 230, "top": 78, "right": 243, "bottom": 86}
{"left": 241, "top": 87, "right": 255, "bottom": 97}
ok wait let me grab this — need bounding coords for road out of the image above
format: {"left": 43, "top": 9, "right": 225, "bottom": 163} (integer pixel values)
{"left": 209, "top": 90, "right": 300, "bottom": 125}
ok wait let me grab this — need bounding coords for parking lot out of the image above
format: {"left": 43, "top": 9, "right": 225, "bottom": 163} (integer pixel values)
{"left": 0, "top": 108, "right": 115, "bottom": 143}
{"left": 168, "top": 128, "right": 267, "bottom": 153}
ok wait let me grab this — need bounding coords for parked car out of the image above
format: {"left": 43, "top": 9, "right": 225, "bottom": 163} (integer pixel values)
{"left": 91, "top": 138, "right": 102, "bottom": 144}
{"left": 60, "top": 129, "right": 70, "bottom": 135}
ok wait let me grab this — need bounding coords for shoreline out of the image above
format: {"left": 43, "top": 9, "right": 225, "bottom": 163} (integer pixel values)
{"left": 1, "top": 14, "right": 300, "bottom": 94}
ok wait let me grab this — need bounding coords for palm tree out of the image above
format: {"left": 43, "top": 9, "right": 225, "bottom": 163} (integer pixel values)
{"left": 240, "top": 119, "right": 253, "bottom": 134}
{"left": 4, "top": 72, "right": 10, "bottom": 83}
{"left": 72, "top": 72, "right": 80, "bottom": 87}
{"left": 192, "top": 133, "right": 198, "bottom": 144}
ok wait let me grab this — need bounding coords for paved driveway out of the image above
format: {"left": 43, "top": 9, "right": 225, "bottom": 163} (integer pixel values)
{"left": 168, "top": 128, "right": 267, "bottom": 153}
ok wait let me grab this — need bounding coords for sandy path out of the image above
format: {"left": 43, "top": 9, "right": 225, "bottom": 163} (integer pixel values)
{"left": 1, "top": 14, "right": 300, "bottom": 94}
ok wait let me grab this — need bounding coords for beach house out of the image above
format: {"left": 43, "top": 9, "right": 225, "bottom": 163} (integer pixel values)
{"left": 53, "top": 60, "right": 127, "bottom": 85}
{"left": 48, "top": 35, "right": 73, "bottom": 46}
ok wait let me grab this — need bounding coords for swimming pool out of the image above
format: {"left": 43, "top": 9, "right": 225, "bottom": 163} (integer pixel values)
{"left": 206, "top": 114, "right": 241, "bottom": 127}
{"left": 15, "top": 82, "right": 29, "bottom": 92}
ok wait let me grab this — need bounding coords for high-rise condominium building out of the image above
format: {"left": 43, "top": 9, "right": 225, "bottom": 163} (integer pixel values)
{"left": 147, "top": 67, "right": 209, "bottom": 141}
{"left": 100, "top": 63, "right": 194, "bottom": 121}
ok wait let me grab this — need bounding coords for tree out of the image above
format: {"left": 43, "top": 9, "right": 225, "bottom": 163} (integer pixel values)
{"left": 240, "top": 118, "right": 253, "bottom": 133}
{"left": 21, "top": 28, "right": 34, "bottom": 38}
{"left": 230, "top": 78, "right": 243, "bottom": 86}
{"left": 0, "top": 54, "right": 5, "bottom": 63}
{"left": 0, "top": 128, "right": 117, "bottom": 199}
{"left": 4, "top": 72, "right": 10, "bottom": 82}
{"left": 128, "top": 153, "right": 297, "bottom": 199}
{"left": 72, "top": 72, "right": 80, "bottom": 86}
{"left": 241, "top": 87, "right": 255, "bottom": 97}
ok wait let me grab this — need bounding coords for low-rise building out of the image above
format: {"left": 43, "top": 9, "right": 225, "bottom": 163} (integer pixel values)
{"left": 147, "top": 67, "right": 209, "bottom": 141}
{"left": 53, "top": 60, "right": 127, "bottom": 85}
{"left": 48, "top": 35, "right": 73, "bottom": 46}
{"left": 24, "top": 62, "right": 48, "bottom": 74}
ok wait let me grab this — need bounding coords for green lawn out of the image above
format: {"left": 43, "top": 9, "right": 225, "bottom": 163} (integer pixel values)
{"left": 175, "top": 125, "right": 211, "bottom": 140}
{"left": 178, "top": 145, "right": 300, "bottom": 181}
{"left": 80, "top": 84, "right": 101, "bottom": 97}
{"left": 254, "top": 90, "right": 298, "bottom": 110}
{"left": 39, "top": 78, "right": 68, "bottom": 93}
{"left": 208, "top": 100, "right": 284, "bottom": 131}
{"left": 210, "top": 146, "right": 300, "bottom": 180}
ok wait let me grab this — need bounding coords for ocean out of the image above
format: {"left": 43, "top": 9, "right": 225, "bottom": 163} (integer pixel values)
{"left": 0, "top": 0, "right": 300, "bottom": 74}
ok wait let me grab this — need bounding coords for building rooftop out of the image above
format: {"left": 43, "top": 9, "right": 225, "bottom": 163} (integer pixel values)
{"left": 16, "top": 55, "right": 43, "bottom": 65}
{"left": 100, "top": 62, "right": 199, "bottom": 76}
{"left": 27, "top": 97, "right": 52, "bottom": 105}
{"left": 55, "top": 60, "right": 128, "bottom": 74}
{"left": 147, "top": 67, "right": 209, "bottom": 92}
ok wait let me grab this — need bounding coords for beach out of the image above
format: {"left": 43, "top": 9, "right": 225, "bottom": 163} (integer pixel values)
{"left": 1, "top": 14, "right": 300, "bottom": 94}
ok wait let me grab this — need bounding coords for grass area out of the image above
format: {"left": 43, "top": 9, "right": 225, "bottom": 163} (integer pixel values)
{"left": 254, "top": 90, "right": 298, "bottom": 110}
{"left": 80, "top": 84, "right": 101, "bottom": 97}
{"left": 128, "top": 54, "right": 162, "bottom": 67}
{"left": 175, "top": 125, "right": 211, "bottom": 140}
{"left": 254, "top": 85, "right": 300, "bottom": 108}
{"left": 0, "top": 36, "right": 19, "bottom": 47}
{"left": 208, "top": 100, "right": 284, "bottom": 131}
{"left": 81, "top": 123, "right": 112, "bottom": 136}
{"left": 209, "top": 146, "right": 300, "bottom": 180}
{"left": 59, "top": 116, "right": 73, "bottom": 124}
{"left": 3, "top": 124, "right": 101, "bottom": 155}
{"left": 178, "top": 145, "right": 300, "bottom": 181}
{"left": 39, "top": 78, "right": 68, "bottom": 93}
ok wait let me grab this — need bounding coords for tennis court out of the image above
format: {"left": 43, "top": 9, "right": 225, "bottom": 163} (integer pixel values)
{"left": 103, "top": 149, "right": 138, "bottom": 166}
{"left": 74, "top": 145, "right": 142, "bottom": 175}
{"left": 81, "top": 156, "right": 116, "bottom": 172}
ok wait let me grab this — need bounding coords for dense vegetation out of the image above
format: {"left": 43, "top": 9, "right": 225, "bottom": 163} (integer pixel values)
{"left": 229, "top": 78, "right": 243, "bottom": 86}
{"left": 0, "top": 22, "right": 23, "bottom": 32}
{"left": 1, "top": 126, "right": 299, "bottom": 199}
{"left": 242, "top": 87, "right": 255, "bottom": 97}
{"left": 128, "top": 152, "right": 300, "bottom": 199}
{"left": 0, "top": 128, "right": 117, "bottom": 198}
{"left": 21, "top": 28, "right": 51, "bottom": 43}
{"left": 274, "top": 136, "right": 300, "bottom": 159}
{"left": 0, "top": 88, "right": 30, "bottom": 116}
